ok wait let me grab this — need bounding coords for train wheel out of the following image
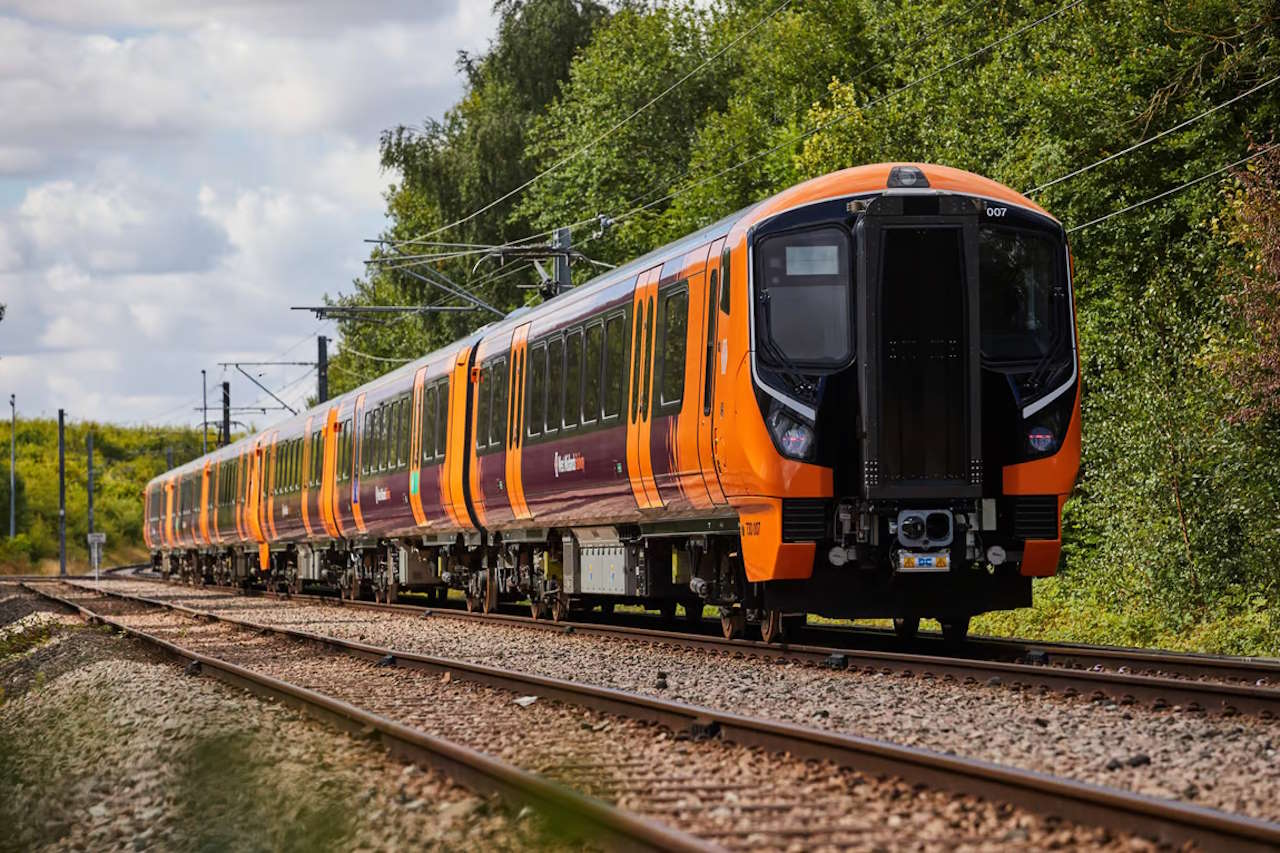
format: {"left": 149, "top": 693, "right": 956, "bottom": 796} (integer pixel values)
{"left": 464, "top": 592, "right": 479, "bottom": 613}
{"left": 941, "top": 617, "right": 970, "bottom": 645}
{"left": 529, "top": 597, "right": 544, "bottom": 620}
{"left": 387, "top": 581, "right": 399, "bottom": 604}
{"left": 481, "top": 573, "right": 498, "bottom": 614}
{"left": 759, "top": 609, "right": 785, "bottom": 644}
{"left": 550, "top": 594, "right": 568, "bottom": 623}
{"left": 719, "top": 608, "right": 744, "bottom": 640}
{"left": 893, "top": 617, "right": 920, "bottom": 641}
{"left": 599, "top": 601, "right": 615, "bottom": 616}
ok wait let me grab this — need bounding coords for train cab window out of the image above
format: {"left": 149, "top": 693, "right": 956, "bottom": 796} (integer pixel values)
{"left": 660, "top": 288, "right": 688, "bottom": 408}
{"left": 491, "top": 358, "right": 509, "bottom": 449}
{"left": 476, "top": 366, "right": 491, "bottom": 451}
{"left": 528, "top": 343, "right": 546, "bottom": 438}
{"left": 565, "top": 330, "right": 582, "bottom": 429}
{"left": 604, "top": 313, "right": 626, "bottom": 419}
{"left": 547, "top": 337, "right": 563, "bottom": 434}
{"left": 584, "top": 322, "right": 602, "bottom": 424}
{"left": 436, "top": 379, "right": 449, "bottom": 457}
{"left": 755, "top": 227, "right": 852, "bottom": 369}
{"left": 978, "top": 227, "right": 1060, "bottom": 362}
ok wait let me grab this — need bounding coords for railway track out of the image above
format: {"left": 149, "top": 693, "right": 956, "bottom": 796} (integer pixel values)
{"left": 124, "top": 570, "right": 1279, "bottom": 718}
{"left": 124, "top": 567, "right": 1280, "bottom": 699}
{"left": 33, "top": 579, "right": 1280, "bottom": 851}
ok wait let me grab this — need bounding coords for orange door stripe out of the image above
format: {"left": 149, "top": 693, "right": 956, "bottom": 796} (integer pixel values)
{"left": 506, "top": 325, "right": 533, "bottom": 521}
{"left": 409, "top": 368, "right": 428, "bottom": 527}
{"left": 300, "top": 415, "right": 315, "bottom": 536}
{"left": 350, "top": 394, "right": 367, "bottom": 534}
{"left": 638, "top": 272, "right": 663, "bottom": 508}
{"left": 625, "top": 271, "right": 650, "bottom": 508}
{"left": 266, "top": 432, "right": 279, "bottom": 540}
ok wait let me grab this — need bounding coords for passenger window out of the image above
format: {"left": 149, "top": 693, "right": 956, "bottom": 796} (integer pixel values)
{"left": 436, "top": 379, "right": 449, "bottom": 458}
{"left": 422, "top": 386, "right": 436, "bottom": 462}
{"left": 491, "top": 359, "right": 509, "bottom": 449}
{"left": 604, "top": 314, "right": 625, "bottom": 419}
{"left": 641, "top": 297, "right": 655, "bottom": 417}
{"left": 398, "top": 397, "right": 409, "bottom": 467}
{"left": 547, "top": 337, "right": 563, "bottom": 433}
{"left": 528, "top": 344, "right": 546, "bottom": 438}
{"left": 631, "top": 301, "right": 645, "bottom": 423}
{"left": 720, "top": 248, "right": 731, "bottom": 314}
{"left": 565, "top": 331, "right": 582, "bottom": 429}
{"left": 661, "top": 289, "right": 689, "bottom": 407}
{"left": 362, "top": 412, "right": 372, "bottom": 474}
{"left": 476, "top": 367, "right": 491, "bottom": 451}
{"left": 584, "top": 323, "right": 602, "bottom": 424}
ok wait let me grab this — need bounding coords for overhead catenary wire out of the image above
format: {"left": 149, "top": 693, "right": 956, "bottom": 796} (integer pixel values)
{"left": 407, "top": 0, "right": 795, "bottom": 245}
{"left": 1067, "top": 142, "right": 1278, "bottom": 233}
{"left": 1026, "top": 71, "right": 1280, "bottom": 196}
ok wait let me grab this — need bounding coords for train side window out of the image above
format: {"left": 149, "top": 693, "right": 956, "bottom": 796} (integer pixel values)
{"left": 422, "top": 386, "right": 436, "bottom": 462}
{"left": 720, "top": 247, "right": 731, "bottom": 314}
{"left": 382, "top": 404, "right": 394, "bottom": 471}
{"left": 362, "top": 412, "right": 372, "bottom": 475}
{"left": 341, "top": 420, "right": 352, "bottom": 481}
{"left": 704, "top": 269, "right": 718, "bottom": 415}
{"left": 584, "top": 322, "right": 602, "bottom": 424}
{"left": 564, "top": 330, "right": 582, "bottom": 429}
{"left": 436, "top": 378, "right": 449, "bottom": 459}
{"left": 491, "top": 358, "right": 509, "bottom": 449}
{"left": 394, "top": 397, "right": 404, "bottom": 468}
{"left": 660, "top": 287, "right": 689, "bottom": 408}
{"left": 631, "top": 301, "right": 645, "bottom": 423}
{"left": 476, "top": 366, "right": 491, "bottom": 452}
{"left": 546, "top": 336, "right": 563, "bottom": 434}
{"left": 604, "top": 313, "right": 626, "bottom": 419}
{"left": 528, "top": 343, "right": 546, "bottom": 438}
{"left": 641, "top": 296, "right": 655, "bottom": 418}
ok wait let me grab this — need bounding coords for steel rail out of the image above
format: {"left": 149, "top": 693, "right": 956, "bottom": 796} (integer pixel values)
{"left": 126, "top": 571, "right": 1280, "bottom": 713}
{"left": 48, "top": 580, "right": 1280, "bottom": 852}
{"left": 24, "top": 583, "right": 711, "bottom": 853}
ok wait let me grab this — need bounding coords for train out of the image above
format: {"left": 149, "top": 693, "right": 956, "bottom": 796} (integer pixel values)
{"left": 144, "top": 163, "right": 1081, "bottom": 643}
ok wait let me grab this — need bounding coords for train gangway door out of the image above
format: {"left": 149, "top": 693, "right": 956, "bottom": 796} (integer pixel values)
{"left": 408, "top": 367, "right": 429, "bottom": 526}
{"left": 626, "top": 267, "right": 664, "bottom": 510}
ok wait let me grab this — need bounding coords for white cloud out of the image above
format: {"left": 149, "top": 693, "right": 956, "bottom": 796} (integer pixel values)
{"left": 0, "top": 2, "right": 495, "bottom": 424}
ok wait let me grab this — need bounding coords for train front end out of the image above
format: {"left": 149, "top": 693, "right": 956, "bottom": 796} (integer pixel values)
{"left": 738, "top": 164, "right": 1080, "bottom": 634}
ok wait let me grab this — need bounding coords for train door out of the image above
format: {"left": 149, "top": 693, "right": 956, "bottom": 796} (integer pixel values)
{"left": 350, "top": 394, "right": 368, "bottom": 534}
{"left": 506, "top": 323, "right": 532, "bottom": 521}
{"left": 699, "top": 238, "right": 728, "bottom": 505}
{"left": 711, "top": 241, "right": 737, "bottom": 491}
{"left": 625, "top": 267, "right": 663, "bottom": 509}
{"left": 446, "top": 345, "right": 478, "bottom": 530}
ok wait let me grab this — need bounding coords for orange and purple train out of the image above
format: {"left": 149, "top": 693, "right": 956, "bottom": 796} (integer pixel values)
{"left": 144, "top": 163, "right": 1080, "bottom": 642}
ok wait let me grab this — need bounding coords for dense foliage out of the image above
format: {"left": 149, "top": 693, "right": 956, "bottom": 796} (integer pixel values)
{"left": 0, "top": 419, "right": 206, "bottom": 573}
{"left": 78, "top": 0, "right": 1265, "bottom": 652}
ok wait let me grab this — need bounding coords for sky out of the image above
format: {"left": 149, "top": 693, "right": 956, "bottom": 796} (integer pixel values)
{"left": 0, "top": 0, "right": 497, "bottom": 427}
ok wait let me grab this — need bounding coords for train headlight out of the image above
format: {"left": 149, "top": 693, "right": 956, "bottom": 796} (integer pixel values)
{"left": 767, "top": 401, "right": 815, "bottom": 461}
{"left": 1027, "top": 426, "right": 1057, "bottom": 454}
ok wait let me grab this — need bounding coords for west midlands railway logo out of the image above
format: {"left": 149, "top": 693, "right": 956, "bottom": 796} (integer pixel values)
{"left": 553, "top": 451, "right": 585, "bottom": 478}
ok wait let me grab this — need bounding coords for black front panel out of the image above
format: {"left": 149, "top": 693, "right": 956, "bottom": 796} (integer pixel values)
{"left": 856, "top": 194, "right": 983, "bottom": 500}
{"left": 879, "top": 227, "right": 967, "bottom": 484}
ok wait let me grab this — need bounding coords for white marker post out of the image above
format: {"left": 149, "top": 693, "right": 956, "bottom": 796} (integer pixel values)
{"left": 87, "top": 532, "right": 106, "bottom": 589}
